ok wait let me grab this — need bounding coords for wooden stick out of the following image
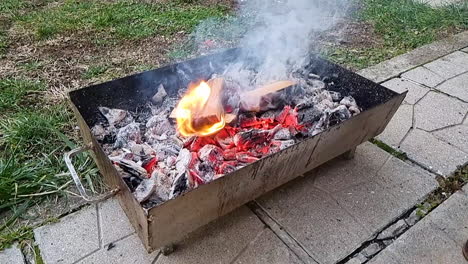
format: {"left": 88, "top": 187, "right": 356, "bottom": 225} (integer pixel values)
{"left": 240, "top": 80, "right": 295, "bottom": 112}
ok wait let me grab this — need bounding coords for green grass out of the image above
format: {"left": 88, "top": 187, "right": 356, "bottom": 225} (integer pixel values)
{"left": 0, "top": 0, "right": 26, "bottom": 15}
{"left": 83, "top": 65, "right": 109, "bottom": 79}
{"left": 18, "top": 1, "right": 229, "bottom": 41}
{"left": 369, "top": 138, "right": 408, "bottom": 160}
{"left": 0, "top": 79, "right": 100, "bottom": 232}
{"left": 328, "top": 0, "right": 468, "bottom": 69}
{"left": 0, "top": 79, "right": 45, "bottom": 112}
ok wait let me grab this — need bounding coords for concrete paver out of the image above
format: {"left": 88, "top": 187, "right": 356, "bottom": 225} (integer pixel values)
{"left": 258, "top": 184, "right": 369, "bottom": 264}
{"left": 381, "top": 78, "right": 429, "bottom": 104}
{"left": 424, "top": 190, "right": 468, "bottom": 247}
{"left": 79, "top": 234, "right": 158, "bottom": 264}
{"left": 358, "top": 31, "right": 468, "bottom": 82}
{"left": 424, "top": 51, "right": 468, "bottom": 79}
{"left": 374, "top": 157, "right": 438, "bottom": 213}
{"left": 369, "top": 189, "right": 468, "bottom": 264}
{"left": 401, "top": 66, "right": 445, "bottom": 88}
{"left": 155, "top": 206, "right": 265, "bottom": 264}
{"left": 432, "top": 125, "right": 468, "bottom": 153}
{"left": 257, "top": 143, "right": 438, "bottom": 264}
{"left": 414, "top": 91, "right": 467, "bottom": 131}
{"left": 312, "top": 142, "right": 390, "bottom": 192}
{"left": 34, "top": 205, "right": 100, "bottom": 264}
{"left": 98, "top": 198, "right": 135, "bottom": 246}
{"left": 0, "top": 244, "right": 25, "bottom": 264}
{"left": 400, "top": 128, "right": 468, "bottom": 176}
{"left": 234, "top": 229, "right": 304, "bottom": 264}
{"left": 376, "top": 104, "right": 413, "bottom": 147}
{"left": 436, "top": 71, "right": 468, "bottom": 102}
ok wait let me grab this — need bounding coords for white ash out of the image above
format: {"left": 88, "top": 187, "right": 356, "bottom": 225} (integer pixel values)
{"left": 134, "top": 176, "right": 157, "bottom": 203}
{"left": 175, "top": 148, "right": 191, "bottom": 174}
{"left": 99, "top": 107, "right": 133, "bottom": 127}
{"left": 110, "top": 157, "right": 148, "bottom": 179}
{"left": 114, "top": 122, "right": 141, "bottom": 149}
{"left": 273, "top": 128, "right": 292, "bottom": 140}
{"left": 151, "top": 84, "right": 167, "bottom": 105}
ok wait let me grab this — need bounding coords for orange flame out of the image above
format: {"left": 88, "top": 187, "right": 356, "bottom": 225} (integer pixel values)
{"left": 175, "top": 81, "right": 225, "bottom": 137}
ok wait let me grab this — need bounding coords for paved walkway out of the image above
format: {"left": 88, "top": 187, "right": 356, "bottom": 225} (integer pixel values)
{"left": 1, "top": 32, "right": 467, "bottom": 264}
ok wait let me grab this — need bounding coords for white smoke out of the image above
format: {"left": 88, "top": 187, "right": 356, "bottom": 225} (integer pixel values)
{"left": 192, "top": 0, "right": 349, "bottom": 88}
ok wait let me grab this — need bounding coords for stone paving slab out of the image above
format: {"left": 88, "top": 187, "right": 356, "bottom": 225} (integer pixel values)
{"left": 400, "top": 128, "right": 468, "bottom": 176}
{"left": 155, "top": 206, "right": 265, "bottom": 264}
{"left": 401, "top": 66, "right": 445, "bottom": 88}
{"left": 436, "top": 71, "right": 468, "bottom": 102}
{"left": 424, "top": 51, "right": 468, "bottom": 79}
{"left": 234, "top": 229, "right": 304, "bottom": 264}
{"left": 433, "top": 125, "right": 468, "bottom": 153}
{"left": 257, "top": 143, "right": 438, "bottom": 264}
{"left": 376, "top": 104, "right": 413, "bottom": 147}
{"left": 79, "top": 234, "right": 158, "bottom": 264}
{"left": 34, "top": 205, "right": 100, "bottom": 264}
{"left": 98, "top": 198, "right": 135, "bottom": 246}
{"left": 463, "top": 47, "right": 468, "bottom": 52}
{"left": 381, "top": 78, "right": 429, "bottom": 105}
{"left": 413, "top": 91, "right": 467, "bottom": 131}
{"left": 0, "top": 244, "right": 25, "bottom": 264}
{"left": 419, "top": 0, "right": 465, "bottom": 7}
{"left": 368, "top": 189, "right": 468, "bottom": 264}
{"left": 358, "top": 31, "right": 468, "bottom": 83}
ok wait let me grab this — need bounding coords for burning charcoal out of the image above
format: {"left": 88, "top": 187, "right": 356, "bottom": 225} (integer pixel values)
{"left": 273, "top": 127, "right": 292, "bottom": 140}
{"left": 329, "top": 91, "right": 343, "bottom": 102}
{"left": 340, "top": 96, "right": 358, "bottom": 108}
{"left": 298, "top": 106, "right": 322, "bottom": 124}
{"left": 151, "top": 84, "right": 167, "bottom": 105}
{"left": 223, "top": 148, "right": 237, "bottom": 160}
{"left": 170, "top": 172, "right": 188, "bottom": 199}
{"left": 114, "top": 122, "right": 141, "bottom": 148}
{"left": 111, "top": 157, "right": 148, "bottom": 179}
{"left": 236, "top": 152, "right": 259, "bottom": 163}
{"left": 217, "top": 161, "right": 237, "bottom": 174}
{"left": 130, "top": 143, "right": 155, "bottom": 156}
{"left": 189, "top": 136, "right": 217, "bottom": 152}
{"left": 98, "top": 107, "right": 133, "bottom": 127}
{"left": 215, "top": 129, "right": 234, "bottom": 150}
{"left": 134, "top": 176, "right": 157, "bottom": 203}
{"left": 272, "top": 139, "right": 295, "bottom": 151}
{"left": 233, "top": 129, "right": 270, "bottom": 151}
{"left": 91, "top": 124, "right": 107, "bottom": 141}
{"left": 260, "top": 109, "right": 282, "bottom": 119}
{"left": 340, "top": 96, "right": 361, "bottom": 115}
{"left": 198, "top": 145, "right": 224, "bottom": 163}
{"left": 123, "top": 176, "right": 142, "bottom": 192}
{"left": 329, "top": 105, "right": 352, "bottom": 126}
{"left": 153, "top": 170, "right": 174, "bottom": 201}
{"left": 142, "top": 157, "right": 158, "bottom": 174}
{"left": 349, "top": 105, "right": 361, "bottom": 115}
{"left": 175, "top": 148, "right": 191, "bottom": 174}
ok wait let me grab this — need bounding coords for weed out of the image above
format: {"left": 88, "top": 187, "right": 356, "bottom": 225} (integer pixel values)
{"left": 18, "top": 1, "right": 229, "bottom": 41}
{"left": 369, "top": 138, "right": 408, "bottom": 160}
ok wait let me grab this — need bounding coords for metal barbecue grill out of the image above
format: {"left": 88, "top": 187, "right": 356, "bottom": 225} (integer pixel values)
{"left": 66, "top": 48, "right": 405, "bottom": 252}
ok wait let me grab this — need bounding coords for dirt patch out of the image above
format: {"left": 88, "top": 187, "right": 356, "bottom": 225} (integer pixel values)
{"left": 318, "top": 19, "right": 382, "bottom": 49}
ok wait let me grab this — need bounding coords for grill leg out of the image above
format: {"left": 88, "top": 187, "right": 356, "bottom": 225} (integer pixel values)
{"left": 161, "top": 244, "right": 176, "bottom": 256}
{"left": 342, "top": 147, "right": 356, "bottom": 160}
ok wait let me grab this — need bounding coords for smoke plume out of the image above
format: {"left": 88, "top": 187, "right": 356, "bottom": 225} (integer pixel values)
{"left": 192, "top": 0, "right": 349, "bottom": 88}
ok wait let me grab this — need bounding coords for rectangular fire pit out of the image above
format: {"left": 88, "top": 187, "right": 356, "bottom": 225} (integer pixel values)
{"left": 68, "top": 48, "right": 405, "bottom": 252}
